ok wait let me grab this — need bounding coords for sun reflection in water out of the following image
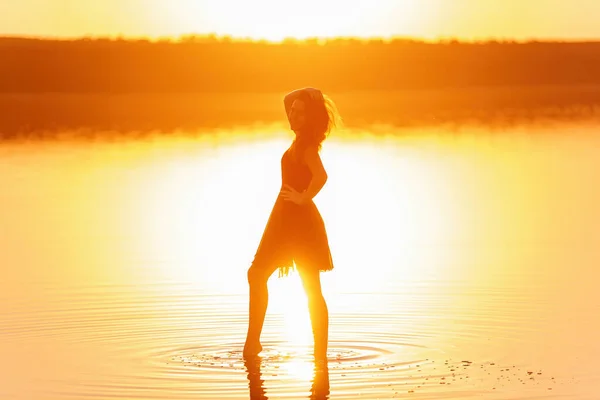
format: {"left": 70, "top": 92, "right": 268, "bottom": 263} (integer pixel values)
{"left": 2, "top": 119, "right": 599, "bottom": 399}
{"left": 282, "top": 358, "right": 316, "bottom": 382}
{"left": 269, "top": 267, "right": 313, "bottom": 349}
{"left": 129, "top": 127, "right": 458, "bottom": 328}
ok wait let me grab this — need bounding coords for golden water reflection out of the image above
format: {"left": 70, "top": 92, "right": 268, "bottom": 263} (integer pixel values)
{"left": 127, "top": 130, "right": 461, "bottom": 291}
{"left": 1, "top": 122, "right": 599, "bottom": 399}
{"left": 116, "top": 123, "right": 600, "bottom": 294}
{"left": 2, "top": 122, "right": 599, "bottom": 300}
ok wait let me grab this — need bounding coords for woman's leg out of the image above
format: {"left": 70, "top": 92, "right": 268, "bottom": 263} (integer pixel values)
{"left": 244, "top": 263, "right": 276, "bottom": 358}
{"left": 298, "top": 268, "right": 329, "bottom": 361}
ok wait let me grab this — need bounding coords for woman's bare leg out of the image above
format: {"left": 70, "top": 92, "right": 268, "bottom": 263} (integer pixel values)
{"left": 244, "top": 266, "right": 273, "bottom": 358}
{"left": 299, "top": 268, "right": 329, "bottom": 361}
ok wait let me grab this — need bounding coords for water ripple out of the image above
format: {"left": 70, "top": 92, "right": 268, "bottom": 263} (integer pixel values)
{"left": 1, "top": 284, "right": 586, "bottom": 399}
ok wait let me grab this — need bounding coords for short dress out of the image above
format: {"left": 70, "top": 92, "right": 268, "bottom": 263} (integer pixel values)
{"left": 251, "top": 142, "right": 334, "bottom": 277}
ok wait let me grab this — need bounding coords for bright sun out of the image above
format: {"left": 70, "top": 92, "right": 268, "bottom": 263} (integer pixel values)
{"left": 157, "top": 0, "right": 423, "bottom": 41}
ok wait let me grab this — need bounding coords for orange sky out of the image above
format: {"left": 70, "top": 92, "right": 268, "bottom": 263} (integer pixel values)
{"left": 1, "top": 0, "right": 599, "bottom": 41}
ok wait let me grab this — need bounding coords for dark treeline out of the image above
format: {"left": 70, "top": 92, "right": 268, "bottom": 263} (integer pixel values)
{"left": 2, "top": 36, "right": 600, "bottom": 93}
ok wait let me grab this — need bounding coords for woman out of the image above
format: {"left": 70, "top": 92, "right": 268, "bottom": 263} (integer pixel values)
{"left": 243, "top": 87, "right": 340, "bottom": 361}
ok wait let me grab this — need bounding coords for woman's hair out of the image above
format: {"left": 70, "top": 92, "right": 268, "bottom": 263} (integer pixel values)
{"left": 297, "top": 91, "right": 342, "bottom": 150}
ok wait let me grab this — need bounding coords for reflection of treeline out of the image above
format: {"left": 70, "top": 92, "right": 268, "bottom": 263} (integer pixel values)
{"left": 2, "top": 36, "right": 600, "bottom": 93}
{"left": 2, "top": 87, "right": 599, "bottom": 138}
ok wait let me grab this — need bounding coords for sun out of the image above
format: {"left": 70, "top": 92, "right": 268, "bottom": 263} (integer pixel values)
{"left": 155, "top": 0, "right": 424, "bottom": 41}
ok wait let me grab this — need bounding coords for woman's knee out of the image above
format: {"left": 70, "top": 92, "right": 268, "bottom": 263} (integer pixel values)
{"left": 247, "top": 265, "right": 268, "bottom": 285}
{"left": 299, "top": 268, "right": 322, "bottom": 294}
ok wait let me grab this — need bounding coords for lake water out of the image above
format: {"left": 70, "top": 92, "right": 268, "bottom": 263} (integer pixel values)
{"left": 1, "top": 117, "right": 599, "bottom": 399}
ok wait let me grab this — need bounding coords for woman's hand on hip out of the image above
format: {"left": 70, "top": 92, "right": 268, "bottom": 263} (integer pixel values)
{"left": 280, "top": 184, "right": 309, "bottom": 205}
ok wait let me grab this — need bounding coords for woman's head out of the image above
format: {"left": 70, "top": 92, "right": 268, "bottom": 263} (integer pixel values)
{"left": 289, "top": 89, "right": 341, "bottom": 149}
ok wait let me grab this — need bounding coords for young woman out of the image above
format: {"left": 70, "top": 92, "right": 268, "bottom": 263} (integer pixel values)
{"left": 243, "top": 87, "right": 340, "bottom": 361}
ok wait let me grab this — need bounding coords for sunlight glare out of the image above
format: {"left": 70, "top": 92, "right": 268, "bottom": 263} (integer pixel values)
{"left": 318, "top": 138, "right": 460, "bottom": 291}
{"left": 158, "top": 0, "right": 424, "bottom": 41}
{"left": 131, "top": 128, "right": 460, "bottom": 302}
{"left": 282, "top": 359, "right": 315, "bottom": 382}
{"left": 269, "top": 269, "right": 313, "bottom": 348}
{"left": 131, "top": 132, "right": 288, "bottom": 290}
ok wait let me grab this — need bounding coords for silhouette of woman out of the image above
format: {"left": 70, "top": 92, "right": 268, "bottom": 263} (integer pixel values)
{"left": 243, "top": 87, "right": 340, "bottom": 361}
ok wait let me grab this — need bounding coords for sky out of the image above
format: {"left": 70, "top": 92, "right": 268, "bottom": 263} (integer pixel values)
{"left": 1, "top": 0, "right": 599, "bottom": 41}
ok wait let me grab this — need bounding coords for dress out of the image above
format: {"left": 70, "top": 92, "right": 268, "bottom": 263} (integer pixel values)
{"left": 251, "top": 142, "right": 334, "bottom": 277}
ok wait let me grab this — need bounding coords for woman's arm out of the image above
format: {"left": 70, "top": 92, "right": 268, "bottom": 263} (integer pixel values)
{"left": 284, "top": 87, "right": 322, "bottom": 116}
{"left": 284, "top": 89, "right": 305, "bottom": 116}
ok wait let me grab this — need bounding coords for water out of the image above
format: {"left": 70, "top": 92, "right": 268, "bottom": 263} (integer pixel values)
{"left": 1, "top": 117, "right": 599, "bottom": 399}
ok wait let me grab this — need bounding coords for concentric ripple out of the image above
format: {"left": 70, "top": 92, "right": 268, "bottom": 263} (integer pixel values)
{"left": 153, "top": 340, "right": 434, "bottom": 372}
{"left": 1, "top": 284, "right": 585, "bottom": 399}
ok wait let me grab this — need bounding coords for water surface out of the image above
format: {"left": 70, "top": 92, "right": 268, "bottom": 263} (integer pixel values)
{"left": 1, "top": 120, "right": 599, "bottom": 399}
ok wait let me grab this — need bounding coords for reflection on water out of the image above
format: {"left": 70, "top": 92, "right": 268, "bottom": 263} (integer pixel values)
{"left": 245, "top": 357, "right": 330, "bottom": 400}
{"left": 245, "top": 357, "right": 268, "bottom": 400}
{"left": 1, "top": 120, "right": 599, "bottom": 399}
{"left": 2, "top": 89, "right": 600, "bottom": 138}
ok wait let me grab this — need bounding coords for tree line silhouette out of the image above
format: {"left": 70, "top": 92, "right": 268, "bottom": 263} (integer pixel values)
{"left": 2, "top": 36, "right": 600, "bottom": 93}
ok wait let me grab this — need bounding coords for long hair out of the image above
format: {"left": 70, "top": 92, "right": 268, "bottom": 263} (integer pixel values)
{"left": 297, "top": 91, "right": 342, "bottom": 150}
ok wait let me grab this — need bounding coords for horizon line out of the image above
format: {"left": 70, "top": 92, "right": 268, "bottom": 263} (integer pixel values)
{"left": 2, "top": 33, "right": 600, "bottom": 45}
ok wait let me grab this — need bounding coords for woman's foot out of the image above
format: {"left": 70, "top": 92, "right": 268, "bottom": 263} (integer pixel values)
{"left": 243, "top": 341, "right": 263, "bottom": 359}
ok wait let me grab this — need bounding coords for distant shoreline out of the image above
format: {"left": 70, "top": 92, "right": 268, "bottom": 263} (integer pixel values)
{"left": 2, "top": 86, "right": 600, "bottom": 138}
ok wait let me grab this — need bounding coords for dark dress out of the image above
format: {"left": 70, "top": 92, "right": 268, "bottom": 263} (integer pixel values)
{"left": 251, "top": 142, "right": 334, "bottom": 277}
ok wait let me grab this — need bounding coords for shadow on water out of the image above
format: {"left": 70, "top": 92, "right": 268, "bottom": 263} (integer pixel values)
{"left": 245, "top": 357, "right": 330, "bottom": 400}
